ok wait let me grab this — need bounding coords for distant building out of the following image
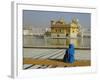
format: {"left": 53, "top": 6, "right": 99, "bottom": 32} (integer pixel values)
{"left": 50, "top": 18, "right": 80, "bottom": 38}
{"left": 23, "top": 26, "right": 33, "bottom": 35}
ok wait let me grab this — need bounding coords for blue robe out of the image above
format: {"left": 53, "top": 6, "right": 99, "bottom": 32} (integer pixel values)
{"left": 63, "top": 44, "right": 75, "bottom": 63}
{"left": 63, "top": 49, "right": 68, "bottom": 62}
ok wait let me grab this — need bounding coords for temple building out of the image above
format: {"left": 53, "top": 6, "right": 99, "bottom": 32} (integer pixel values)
{"left": 50, "top": 17, "right": 81, "bottom": 38}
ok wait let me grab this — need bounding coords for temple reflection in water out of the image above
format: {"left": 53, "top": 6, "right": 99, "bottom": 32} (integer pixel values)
{"left": 24, "top": 35, "right": 90, "bottom": 48}
{"left": 44, "top": 37, "right": 89, "bottom": 48}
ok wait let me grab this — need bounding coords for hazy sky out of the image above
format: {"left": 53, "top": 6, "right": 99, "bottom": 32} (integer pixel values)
{"left": 23, "top": 10, "right": 91, "bottom": 29}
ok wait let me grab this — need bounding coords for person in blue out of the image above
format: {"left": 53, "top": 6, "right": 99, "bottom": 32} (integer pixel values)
{"left": 63, "top": 44, "right": 75, "bottom": 63}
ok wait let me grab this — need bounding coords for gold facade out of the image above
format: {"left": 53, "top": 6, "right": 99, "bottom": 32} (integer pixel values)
{"left": 50, "top": 18, "right": 80, "bottom": 38}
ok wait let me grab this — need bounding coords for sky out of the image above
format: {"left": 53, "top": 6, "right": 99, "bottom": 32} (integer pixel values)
{"left": 23, "top": 10, "right": 91, "bottom": 30}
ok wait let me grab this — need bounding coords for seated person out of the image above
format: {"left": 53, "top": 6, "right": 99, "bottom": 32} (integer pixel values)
{"left": 63, "top": 44, "right": 75, "bottom": 63}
